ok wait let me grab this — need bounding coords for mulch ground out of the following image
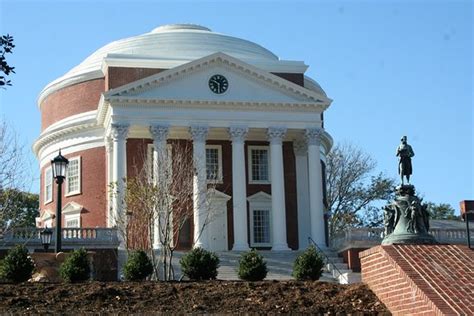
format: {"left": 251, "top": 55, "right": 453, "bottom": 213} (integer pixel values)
{"left": 0, "top": 280, "right": 389, "bottom": 314}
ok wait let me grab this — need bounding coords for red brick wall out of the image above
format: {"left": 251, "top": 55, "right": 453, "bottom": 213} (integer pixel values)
{"left": 272, "top": 73, "right": 304, "bottom": 86}
{"left": 360, "top": 245, "right": 474, "bottom": 315}
{"left": 40, "top": 147, "right": 107, "bottom": 228}
{"left": 340, "top": 248, "right": 369, "bottom": 272}
{"left": 106, "top": 67, "right": 165, "bottom": 90}
{"left": 40, "top": 79, "right": 105, "bottom": 131}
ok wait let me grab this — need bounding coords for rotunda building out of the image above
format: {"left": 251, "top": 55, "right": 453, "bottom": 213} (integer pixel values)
{"left": 34, "top": 24, "right": 333, "bottom": 251}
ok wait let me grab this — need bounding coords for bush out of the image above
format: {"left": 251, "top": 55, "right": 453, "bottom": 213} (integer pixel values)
{"left": 238, "top": 249, "right": 267, "bottom": 281}
{"left": 292, "top": 245, "right": 325, "bottom": 281}
{"left": 59, "top": 248, "right": 90, "bottom": 283}
{"left": 123, "top": 250, "right": 153, "bottom": 281}
{"left": 179, "top": 247, "right": 219, "bottom": 280}
{"left": 0, "top": 244, "right": 35, "bottom": 283}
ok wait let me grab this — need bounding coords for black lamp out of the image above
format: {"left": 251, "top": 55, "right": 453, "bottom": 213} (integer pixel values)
{"left": 40, "top": 227, "right": 53, "bottom": 251}
{"left": 51, "top": 149, "right": 69, "bottom": 252}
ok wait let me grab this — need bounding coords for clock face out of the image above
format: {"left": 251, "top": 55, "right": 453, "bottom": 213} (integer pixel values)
{"left": 208, "top": 74, "right": 229, "bottom": 94}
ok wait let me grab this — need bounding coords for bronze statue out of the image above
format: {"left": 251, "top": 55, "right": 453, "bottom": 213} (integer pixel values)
{"left": 396, "top": 136, "right": 414, "bottom": 185}
{"left": 381, "top": 136, "right": 437, "bottom": 245}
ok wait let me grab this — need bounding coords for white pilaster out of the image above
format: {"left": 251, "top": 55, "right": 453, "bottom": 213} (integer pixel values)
{"left": 267, "top": 127, "right": 290, "bottom": 251}
{"left": 294, "top": 140, "right": 311, "bottom": 249}
{"left": 229, "top": 126, "right": 250, "bottom": 251}
{"left": 106, "top": 137, "right": 114, "bottom": 228}
{"left": 111, "top": 123, "right": 129, "bottom": 230}
{"left": 149, "top": 124, "right": 170, "bottom": 250}
{"left": 190, "top": 125, "right": 209, "bottom": 249}
{"left": 305, "top": 128, "right": 325, "bottom": 246}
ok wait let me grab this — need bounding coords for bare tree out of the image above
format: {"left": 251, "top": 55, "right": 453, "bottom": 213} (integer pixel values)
{"left": 0, "top": 120, "right": 36, "bottom": 230}
{"left": 326, "top": 143, "right": 395, "bottom": 237}
{"left": 112, "top": 141, "right": 217, "bottom": 280}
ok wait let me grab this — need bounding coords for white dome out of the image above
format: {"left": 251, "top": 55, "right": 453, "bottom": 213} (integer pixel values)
{"left": 39, "top": 24, "right": 283, "bottom": 103}
{"left": 39, "top": 24, "right": 327, "bottom": 104}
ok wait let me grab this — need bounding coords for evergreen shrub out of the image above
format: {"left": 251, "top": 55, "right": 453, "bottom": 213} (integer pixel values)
{"left": 179, "top": 247, "right": 220, "bottom": 280}
{"left": 123, "top": 250, "right": 153, "bottom": 281}
{"left": 238, "top": 249, "right": 267, "bottom": 281}
{"left": 0, "top": 244, "right": 35, "bottom": 283}
{"left": 292, "top": 245, "right": 325, "bottom": 281}
{"left": 59, "top": 248, "right": 90, "bottom": 283}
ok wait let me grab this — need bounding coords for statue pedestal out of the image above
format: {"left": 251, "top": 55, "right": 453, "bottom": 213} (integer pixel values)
{"left": 381, "top": 184, "right": 437, "bottom": 245}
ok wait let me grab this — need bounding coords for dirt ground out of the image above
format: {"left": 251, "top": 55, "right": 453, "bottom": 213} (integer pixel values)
{"left": 0, "top": 281, "right": 389, "bottom": 314}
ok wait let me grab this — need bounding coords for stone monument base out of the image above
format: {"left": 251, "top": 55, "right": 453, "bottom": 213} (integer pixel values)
{"left": 381, "top": 232, "right": 438, "bottom": 245}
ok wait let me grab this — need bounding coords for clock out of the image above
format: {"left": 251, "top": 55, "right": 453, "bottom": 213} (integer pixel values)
{"left": 208, "top": 74, "right": 229, "bottom": 94}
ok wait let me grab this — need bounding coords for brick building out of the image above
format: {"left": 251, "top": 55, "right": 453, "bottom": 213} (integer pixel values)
{"left": 34, "top": 24, "right": 333, "bottom": 251}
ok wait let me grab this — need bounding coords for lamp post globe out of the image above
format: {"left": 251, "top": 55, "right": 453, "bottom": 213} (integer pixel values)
{"left": 40, "top": 227, "right": 53, "bottom": 251}
{"left": 51, "top": 150, "right": 69, "bottom": 253}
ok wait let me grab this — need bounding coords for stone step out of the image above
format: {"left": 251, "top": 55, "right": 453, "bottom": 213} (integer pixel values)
{"left": 326, "top": 262, "right": 349, "bottom": 273}
{"left": 338, "top": 272, "right": 361, "bottom": 284}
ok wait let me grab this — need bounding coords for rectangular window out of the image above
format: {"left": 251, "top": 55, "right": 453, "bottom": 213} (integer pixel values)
{"left": 206, "top": 145, "right": 222, "bottom": 182}
{"left": 65, "top": 218, "right": 80, "bottom": 228}
{"left": 248, "top": 146, "right": 270, "bottom": 184}
{"left": 252, "top": 209, "right": 271, "bottom": 245}
{"left": 44, "top": 167, "right": 52, "bottom": 204}
{"left": 66, "top": 157, "right": 81, "bottom": 196}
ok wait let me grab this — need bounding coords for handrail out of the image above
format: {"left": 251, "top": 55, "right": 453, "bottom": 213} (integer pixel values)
{"left": 308, "top": 236, "right": 348, "bottom": 284}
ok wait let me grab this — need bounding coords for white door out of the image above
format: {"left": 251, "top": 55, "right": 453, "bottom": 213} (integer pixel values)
{"left": 208, "top": 203, "right": 228, "bottom": 251}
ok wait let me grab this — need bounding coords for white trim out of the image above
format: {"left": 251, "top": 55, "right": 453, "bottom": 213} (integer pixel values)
{"left": 247, "top": 191, "right": 272, "bottom": 247}
{"left": 44, "top": 166, "right": 53, "bottom": 205}
{"left": 206, "top": 145, "right": 223, "bottom": 183}
{"left": 65, "top": 156, "right": 81, "bottom": 196}
{"left": 64, "top": 214, "right": 81, "bottom": 228}
{"left": 248, "top": 145, "right": 271, "bottom": 184}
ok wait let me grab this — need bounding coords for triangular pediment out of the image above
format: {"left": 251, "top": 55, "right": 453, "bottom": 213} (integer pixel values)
{"left": 104, "top": 53, "right": 330, "bottom": 105}
{"left": 247, "top": 191, "right": 272, "bottom": 202}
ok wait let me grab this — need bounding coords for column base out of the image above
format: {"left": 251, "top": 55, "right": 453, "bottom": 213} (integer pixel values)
{"left": 272, "top": 243, "right": 291, "bottom": 251}
{"left": 232, "top": 243, "right": 250, "bottom": 251}
{"left": 193, "top": 241, "right": 207, "bottom": 249}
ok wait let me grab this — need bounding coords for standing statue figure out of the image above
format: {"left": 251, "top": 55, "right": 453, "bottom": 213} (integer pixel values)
{"left": 396, "top": 136, "right": 415, "bottom": 185}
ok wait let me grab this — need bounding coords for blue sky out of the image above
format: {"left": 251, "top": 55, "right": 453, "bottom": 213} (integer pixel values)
{"left": 0, "top": 0, "right": 472, "bottom": 212}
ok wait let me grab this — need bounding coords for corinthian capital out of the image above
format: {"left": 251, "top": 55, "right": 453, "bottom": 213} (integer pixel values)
{"left": 189, "top": 125, "right": 209, "bottom": 143}
{"left": 267, "top": 127, "right": 287, "bottom": 145}
{"left": 293, "top": 139, "right": 307, "bottom": 156}
{"left": 305, "top": 128, "right": 323, "bottom": 146}
{"left": 228, "top": 126, "right": 248, "bottom": 143}
{"left": 149, "top": 124, "right": 169, "bottom": 143}
{"left": 111, "top": 123, "right": 129, "bottom": 141}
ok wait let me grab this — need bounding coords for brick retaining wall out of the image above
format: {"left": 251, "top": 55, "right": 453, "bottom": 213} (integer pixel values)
{"left": 360, "top": 245, "right": 474, "bottom": 315}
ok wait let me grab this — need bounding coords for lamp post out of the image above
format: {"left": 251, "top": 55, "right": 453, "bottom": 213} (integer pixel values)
{"left": 51, "top": 150, "right": 69, "bottom": 253}
{"left": 40, "top": 227, "right": 53, "bottom": 251}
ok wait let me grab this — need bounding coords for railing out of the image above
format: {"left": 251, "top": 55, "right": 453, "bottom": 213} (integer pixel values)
{"left": 0, "top": 227, "right": 119, "bottom": 249}
{"left": 308, "top": 237, "right": 348, "bottom": 284}
{"left": 330, "top": 227, "right": 474, "bottom": 251}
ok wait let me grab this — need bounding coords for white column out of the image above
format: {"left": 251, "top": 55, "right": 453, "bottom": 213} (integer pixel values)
{"left": 305, "top": 128, "right": 325, "bottom": 246}
{"left": 111, "top": 123, "right": 129, "bottom": 228}
{"left": 294, "top": 140, "right": 311, "bottom": 249}
{"left": 267, "top": 127, "right": 290, "bottom": 251}
{"left": 229, "top": 126, "right": 250, "bottom": 251}
{"left": 106, "top": 137, "right": 114, "bottom": 228}
{"left": 149, "top": 124, "right": 169, "bottom": 250}
{"left": 190, "top": 125, "right": 209, "bottom": 249}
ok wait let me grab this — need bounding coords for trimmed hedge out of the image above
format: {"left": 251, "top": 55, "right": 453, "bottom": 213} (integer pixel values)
{"left": 123, "top": 250, "right": 153, "bottom": 281}
{"left": 59, "top": 248, "right": 90, "bottom": 283}
{"left": 0, "top": 244, "right": 35, "bottom": 283}
{"left": 238, "top": 249, "right": 267, "bottom": 281}
{"left": 179, "top": 247, "right": 220, "bottom": 280}
{"left": 292, "top": 245, "right": 325, "bottom": 281}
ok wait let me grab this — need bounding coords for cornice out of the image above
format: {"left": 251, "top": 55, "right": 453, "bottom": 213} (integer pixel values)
{"left": 33, "top": 122, "right": 101, "bottom": 157}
